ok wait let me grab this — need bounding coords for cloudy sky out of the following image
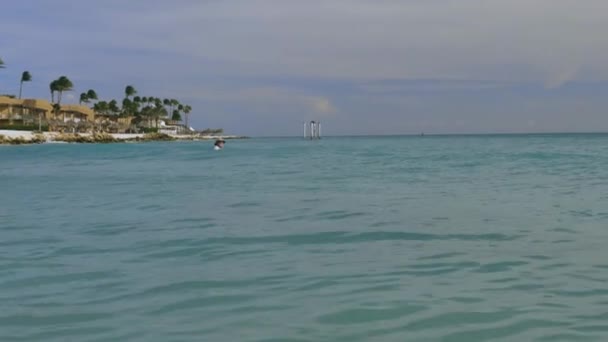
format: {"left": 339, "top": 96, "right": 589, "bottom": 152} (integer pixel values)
{"left": 1, "top": 0, "right": 608, "bottom": 136}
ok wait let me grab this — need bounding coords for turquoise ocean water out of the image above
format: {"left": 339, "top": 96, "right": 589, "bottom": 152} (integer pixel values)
{"left": 1, "top": 135, "right": 608, "bottom": 341}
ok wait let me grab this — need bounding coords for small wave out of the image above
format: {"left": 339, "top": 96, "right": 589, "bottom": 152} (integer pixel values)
{"left": 440, "top": 319, "right": 566, "bottom": 342}
{"left": 202, "top": 231, "right": 520, "bottom": 246}
{"left": 147, "top": 294, "right": 256, "bottom": 315}
{"left": 317, "top": 305, "right": 426, "bottom": 325}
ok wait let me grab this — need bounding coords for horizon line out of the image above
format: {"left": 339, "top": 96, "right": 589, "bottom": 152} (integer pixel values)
{"left": 252, "top": 131, "right": 608, "bottom": 138}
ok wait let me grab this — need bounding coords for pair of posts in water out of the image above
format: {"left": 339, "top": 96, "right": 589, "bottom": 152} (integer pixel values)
{"left": 303, "top": 121, "right": 321, "bottom": 140}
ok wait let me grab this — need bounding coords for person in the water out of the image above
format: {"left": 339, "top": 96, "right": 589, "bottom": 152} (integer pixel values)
{"left": 214, "top": 139, "right": 225, "bottom": 150}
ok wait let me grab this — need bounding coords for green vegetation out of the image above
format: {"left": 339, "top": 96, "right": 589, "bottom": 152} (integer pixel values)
{"left": 105, "top": 86, "right": 193, "bottom": 130}
{"left": 0, "top": 57, "right": 203, "bottom": 134}
{"left": 172, "top": 109, "right": 182, "bottom": 121}
{"left": 49, "top": 75, "right": 74, "bottom": 116}
{"left": 43, "top": 79, "right": 195, "bottom": 133}
{"left": 87, "top": 89, "right": 98, "bottom": 101}
{"left": 51, "top": 76, "right": 73, "bottom": 105}
{"left": 89, "top": 85, "right": 194, "bottom": 131}
{"left": 79, "top": 89, "right": 98, "bottom": 104}
{"left": 200, "top": 128, "right": 224, "bottom": 135}
{"left": 0, "top": 123, "right": 48, "bottom": 132}
{"left": 19, "top": 71, "right": 32, "bottom": 99}
{"left": 125, "top": 85, "right": 136, "bottom": 98}
{"left": 183, "top": 105, "right": 192, "bottom": 128}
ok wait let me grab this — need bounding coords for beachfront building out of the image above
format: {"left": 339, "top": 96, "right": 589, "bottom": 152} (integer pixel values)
{"left": 1, "top": 96, "right": 190, "bottom": 134}
{"left": 47, "top": 104, "right": 95, "bottom": 133}
{"left": 0, "top": 96, "right": 53, "bottom": 126}
{"left": 1, "top": 96, "right": 100, "bottom": 132}
{"left": 159, "top": 119, "right": 187, "bottom": 135}
{"left": 0, "top": 96, "right": 24, "bottom": 124}
{"left": 22, "top": 99, "right": 54, "bottom": 124}
{"left": 94, "top": 114, "right": 135, "bottom": 133}
{"left": 55, "top": 105, "right": 95, "bottom": 123}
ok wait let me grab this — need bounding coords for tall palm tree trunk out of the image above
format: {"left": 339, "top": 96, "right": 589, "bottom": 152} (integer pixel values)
{"left": 57, "top": 91, "right": 64, "bottom": 122}
{"left": 19, "top": 81, "right": 23, "bottom": 99}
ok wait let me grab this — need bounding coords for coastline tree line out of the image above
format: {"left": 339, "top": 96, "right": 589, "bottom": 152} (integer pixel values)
{"left": 1, "top": 57, "right": 196, "bottom": 132}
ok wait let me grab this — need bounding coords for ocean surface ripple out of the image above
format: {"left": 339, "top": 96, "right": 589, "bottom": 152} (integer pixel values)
{"left": 2, "top": 135, "right": 608, "bottom": 341}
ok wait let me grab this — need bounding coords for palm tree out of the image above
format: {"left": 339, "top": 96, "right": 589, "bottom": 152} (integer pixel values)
{"left": 46, "top": 76, "right": 73, "bottom": 122}
{"left": 162, "top": 99, "right": 177, "bottom": 118}
{"left": 153, "top": 106, "right": 168, "bottom": 128}
{"left": 0, "top": 57, "right": 5, "bottom": 68}
{"left": 19, "top": 71, "right": 32, "bottom": 99}
{"left": 154, "top": 98, "right": 163, "bottom": 121}
{"left": 172, "top": 109, "right": 181, "bottom": 121}
{"left": 54, "top": 76, "right": 73, "bottom": 105}
{"left": 50, "top": 80, "right": 59, "bottom": 103}
{"left": 163, "top": 98, "right": 171, "bottom": 115}
{"left": 125, "top": 85, "right": 137, "bottom": 99}
{"left": 86, "top": 89, "right": 98, "bottom": 102}
{"left": 183, "top": 105, "right": 192, "bottom": 130}
{"left": 138, "top": 105, "right": 152, "bottom": 127}
{"left": 52, "top": 103, "right": 61, "bottom": 120}
{"left": 108, "top": 100, "right": 119, "bottom": 115}
{"left": 133, "top": 99, "right": 141, "bottom": 115}
{"left": 93, "top": 101, "right": 109, "bottom": 115}
{"left": 122, "top": 98, "right": 140, "bottom": 117}
{"left": 79, "top": 92, "right": 89, "bottom": 105}
{"left": 122, "top": 98, "right": 132, "bottom": 115}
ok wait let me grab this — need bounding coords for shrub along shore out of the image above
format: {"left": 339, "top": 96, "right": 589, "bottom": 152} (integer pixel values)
{"left": 0, "top": 130, "right": 247, "bottom": 145}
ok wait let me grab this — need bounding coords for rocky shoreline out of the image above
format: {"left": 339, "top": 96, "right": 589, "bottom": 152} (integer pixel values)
{"left": 0, "top": 130, "right": 248, "bottom": 145}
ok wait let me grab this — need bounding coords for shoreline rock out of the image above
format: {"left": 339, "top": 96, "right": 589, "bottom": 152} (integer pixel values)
{"left": 0, "top": 130, "right": 248, "bottom": 145}
{"left": 0, "top": 133, "right": 46, "bottom": 145}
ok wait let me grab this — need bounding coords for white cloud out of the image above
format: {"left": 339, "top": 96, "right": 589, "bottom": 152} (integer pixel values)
{"left": 95, "top": 0, "right": 608, "bottom": 83}
{"left": 5, "top": 0, "right": 608, "bottom": 84}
